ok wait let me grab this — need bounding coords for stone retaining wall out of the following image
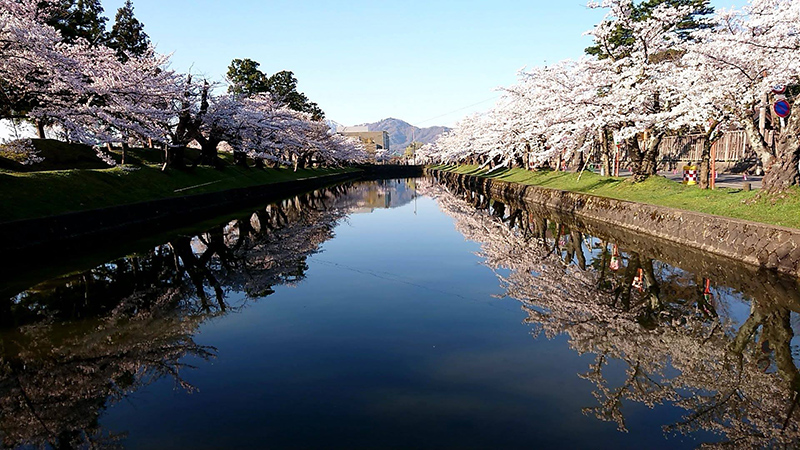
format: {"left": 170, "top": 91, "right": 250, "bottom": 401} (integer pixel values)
{"left": 358, "top": 164, "right": 424, "bottom": 179}
{"left": 429, "top": 169, "right": 800, "bottom": 278}
{"left": 1, "top": 171, "right": 362, "bottom": 254}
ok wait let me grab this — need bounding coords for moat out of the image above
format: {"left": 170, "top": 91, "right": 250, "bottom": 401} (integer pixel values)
{"left": 3, "top": 178, "right": 800, "bottom": 449}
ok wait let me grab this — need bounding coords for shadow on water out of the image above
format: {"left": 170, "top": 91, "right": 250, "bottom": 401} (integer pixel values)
{"left": 0, "top": 179, "right": 417, "bottom": 449}
{"left": 424, "top": 174, "right": 800, "bottom": 448}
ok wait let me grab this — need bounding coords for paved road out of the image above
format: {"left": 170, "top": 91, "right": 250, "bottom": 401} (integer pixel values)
{"left": 664, "top": 171, "right": 762, "bottom": 189}
{"left": 613, "top": 170, "right": 762, "bottom": 189}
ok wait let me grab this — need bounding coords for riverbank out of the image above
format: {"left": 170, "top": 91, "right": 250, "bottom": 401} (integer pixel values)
{"left": 0, "top": 170, "right": 361, "bottom": 255}
{"left": 0, "top": 162, "right": 359, "bottom": 223}
{"left": 428, "top": 168, "right": 800, "bottom": 278}
{"left": 431, "top": 165, "right": 800, "bottom": 229}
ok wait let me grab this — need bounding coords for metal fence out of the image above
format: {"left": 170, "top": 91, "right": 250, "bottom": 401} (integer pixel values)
{"left": 658, "top": 130, "right": 756, "bottom": 162}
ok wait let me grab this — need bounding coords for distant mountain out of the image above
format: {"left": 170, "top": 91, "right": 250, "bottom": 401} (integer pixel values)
{"left": 356, "top": 118, "right": 449, "bottom": 154}
{"left": 325, "top": 119, "right": 346, "bottom": 133}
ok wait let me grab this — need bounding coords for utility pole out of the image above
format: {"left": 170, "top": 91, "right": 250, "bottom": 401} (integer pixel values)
{"left": 411, "top": 126, "right": 416, "bottom": 165}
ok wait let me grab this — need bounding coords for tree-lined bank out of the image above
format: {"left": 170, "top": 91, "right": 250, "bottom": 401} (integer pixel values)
{"left": 419, "top": 0, "right": 800, "bottom": 194}
{"left": 430, "top": 165, "right": 800, "bottom": 229}
{"left": 1, "top": 0, "right": 369, "bottom": 170}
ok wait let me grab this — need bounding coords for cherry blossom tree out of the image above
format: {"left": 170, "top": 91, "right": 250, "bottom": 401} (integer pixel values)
{"left": 425, "top": 0, "right": 800, "bottom": 191}
{"left": 683, "top": 0, "right": 800, "bottom": 192}
{"left": 37, "top": 47, "right": 183, "bottom": 162}
{"left": 2, "top": 0, "right": 368, "bottom": 169}
{"left": 1, "top": 0, "right": 183, "bottom": 165}
{"left": 0, "top": 0, "right": 87, "bottom": 136}
{"left": 423, "top": 1, "right": 708, "bottom": 179}
{"left": 576, "top": 1, "right": 707, "bottom": 180}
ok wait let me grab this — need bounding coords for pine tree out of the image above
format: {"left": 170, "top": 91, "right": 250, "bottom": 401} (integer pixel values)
{"left": 226, "top": 59, "right": 325, "bottom": 120}
{"left": 226, "top": 58, "right": 269, "bottom": 98}
{"left": 585, "top": 0, "right": 713, "bottom": 61}
{"left": 66, "top": 0, "right": 107, "bottom": 45}
{"left": 266, "top": 71, "right": 324, "bottom": 121}
{"left": 108, "top": 0, "right": 150, "bottom": 61}
{"left": 43, "top": 0, "right": 76, "bottom": 36}
{"left": 45, "top": 0, "right": 108, "bottom": 45}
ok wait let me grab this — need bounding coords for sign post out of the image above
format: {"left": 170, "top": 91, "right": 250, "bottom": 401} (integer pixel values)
{"left": 774, "top": 100, "right": 791, "bottom": 119}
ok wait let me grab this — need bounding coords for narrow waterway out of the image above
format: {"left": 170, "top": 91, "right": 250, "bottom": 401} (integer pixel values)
{"left": 3, "top": 178, "right": 800, "bottom": 449}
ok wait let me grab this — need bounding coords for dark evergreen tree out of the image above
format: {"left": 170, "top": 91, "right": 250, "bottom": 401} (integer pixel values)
{"left": 265, "top": 71, "right": 324, "bottom": 121}
{"left": 107, "top": 0, "right": 150, "bottom": 62}
{"left": 44, "top": 0, "right": 108, "bottom": 45}
{"left": 226, "top": 59, "right": 325, "bottom": 120}
{"left": 42, "top": 0, "right": 75, "bottom": 36}
{"left": 585, "top": 0, "right": 713, "bottom": 60}
{"left": 226, "top": 58, "right": 269, "bottom": 98}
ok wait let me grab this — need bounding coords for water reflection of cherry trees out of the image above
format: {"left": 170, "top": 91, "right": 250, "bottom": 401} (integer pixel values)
{"left": 1, "top": 180, "right": 413, "bottom": 449}
{"left": 421, "top": 177, "right": 800, "bottom": 448}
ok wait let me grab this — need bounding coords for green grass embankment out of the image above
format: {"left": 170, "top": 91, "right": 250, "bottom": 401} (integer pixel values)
{"left": 433, "top": 165, "right": 800, "bottom": 229}
{"left": 0, "top": 142, "right": 358, "bottom": 223}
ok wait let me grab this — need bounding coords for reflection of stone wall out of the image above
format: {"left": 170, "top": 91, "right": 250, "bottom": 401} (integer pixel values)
{"left": 429, "top": 169, "right": 800, "bottom": 278}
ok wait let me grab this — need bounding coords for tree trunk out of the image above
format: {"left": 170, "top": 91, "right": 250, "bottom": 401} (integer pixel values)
{"left": 121, "top": 142, "right": 129, "bottom": 165}
{"left": 698, "top": 122, "right": 722, "bottom": 190}
{"left": 762, "top": 142, "right": 800, "bottom": 193}
{"left": 36, "top": 120, "right": 46, "bottom": 139}
{"left": 233, "top": 150, "right": 248, "bottom": 167}
{"left": 162, "top": 145, "right": 186, "bottom": 171}
{"left": 600, "top": 128, "right": 613, "bottom": 176}
{"left": 762, "top": 103, "right": 800, "bottom": 193}
{"left": 743, "top": 115, "right": 775, "bottom": 170}
{"left": 524, "top": 142, "right": 531, "bottom": 170}
{"left": 699, "top": 139, "right": 712, "bottom": 190}
{"left": 199, "top": 139, "right": 220, "bottom": 167}
{"left": 629, "top": 132, "right": 663, "bottom": 182}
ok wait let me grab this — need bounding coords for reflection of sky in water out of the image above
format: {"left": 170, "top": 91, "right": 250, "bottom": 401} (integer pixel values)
{"left": 95, "top": 182, "right": 735, "bottom": 449}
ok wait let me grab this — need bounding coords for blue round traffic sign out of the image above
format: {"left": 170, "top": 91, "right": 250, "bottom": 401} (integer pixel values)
{"left": 774, "top": 100, "right": 791, "bottom": 118}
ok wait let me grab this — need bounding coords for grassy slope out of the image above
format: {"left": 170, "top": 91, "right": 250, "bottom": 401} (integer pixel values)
{"left": 0, "top": 139, "right": 109, "bottom": 171}
{"left": 0, "top": 150, "right": 357, "bottom": 223}
{"left": 434, "top": 165, "right": 800, "bottom": 229}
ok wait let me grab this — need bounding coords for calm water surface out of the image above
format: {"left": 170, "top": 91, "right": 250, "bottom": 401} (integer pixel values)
{"left": 3, "top": 178, "right": 800, "bottom": 449}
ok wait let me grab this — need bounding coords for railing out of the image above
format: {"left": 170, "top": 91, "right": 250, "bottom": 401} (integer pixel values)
{"left": 658, "top": 131, "right": 755, "bottom": 162}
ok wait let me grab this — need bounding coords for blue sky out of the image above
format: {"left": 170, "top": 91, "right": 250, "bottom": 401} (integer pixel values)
{"left": 100, "top": 0, "right": 742, "bottom": 127}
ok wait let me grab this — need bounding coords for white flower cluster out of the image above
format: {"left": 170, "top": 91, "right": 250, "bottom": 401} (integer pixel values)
{"left": 419, "top": 0, "right": 800, "bottom": 180}
{"left": 0, "top": 0, "right": 369, "bottom": 167}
